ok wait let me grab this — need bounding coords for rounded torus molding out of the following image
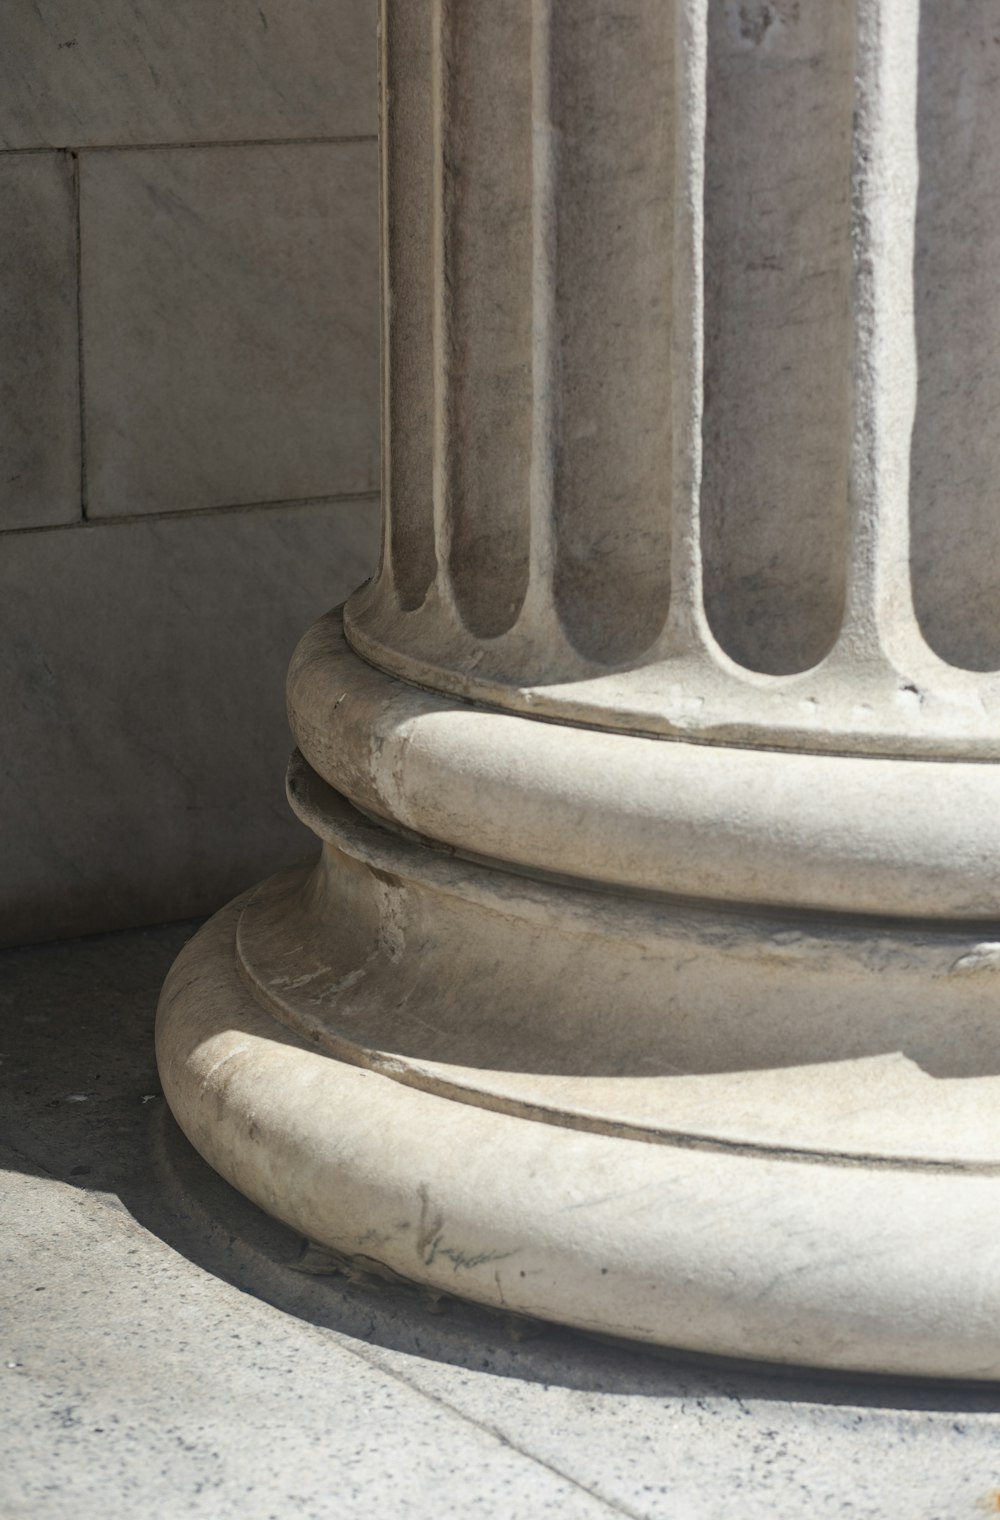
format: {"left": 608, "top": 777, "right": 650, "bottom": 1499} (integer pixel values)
{"left": 157, "top": 747, "right": 1000, "bottom": 1380}
{"left": 289, "top": 610, "right": 1000, "bottom": 922}
{"left": 158, "top": 611, "right": 1000, "bottom": 1376}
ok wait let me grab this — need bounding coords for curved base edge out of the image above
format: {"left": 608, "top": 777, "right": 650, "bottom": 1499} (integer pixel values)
{"left": 289, "top": 607, "right": 1000, "bottom": 919}
{"left": 157, "top": 888, "right": 1000, "bottom": 1381}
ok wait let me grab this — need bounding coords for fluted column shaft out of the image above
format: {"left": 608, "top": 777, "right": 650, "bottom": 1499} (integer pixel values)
{"left": 348, "top": 0, "right": 1000, "bottom": 756}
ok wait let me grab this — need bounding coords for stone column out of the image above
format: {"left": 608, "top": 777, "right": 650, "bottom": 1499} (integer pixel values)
{"left": 158, "top": 0, "right": 1000, "bottom": 1378}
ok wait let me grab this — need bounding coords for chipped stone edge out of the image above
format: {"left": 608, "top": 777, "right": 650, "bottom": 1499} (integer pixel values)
{"left": 157, "top": 891, "right": 1000, "bottom": 1381}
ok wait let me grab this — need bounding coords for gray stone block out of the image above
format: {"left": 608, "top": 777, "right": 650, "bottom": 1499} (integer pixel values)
{"left": 0, "top": 153, "right": 81, "bottom": 531}
{"left": 0, "top": 496, "right": 380, "bottom": 947}
{"left": 0, "top": 0, "right": 375, "bottom": 150}
{"left": 80, "top": 142, "right": 380, "bottom": 518}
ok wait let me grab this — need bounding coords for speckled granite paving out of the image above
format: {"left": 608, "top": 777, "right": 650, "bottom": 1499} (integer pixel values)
{"left": 2, "top": 920, "right": 999, "bottom": 1519}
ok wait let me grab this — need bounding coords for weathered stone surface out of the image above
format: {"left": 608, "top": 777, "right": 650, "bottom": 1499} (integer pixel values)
{"left": 0, "top": 498, "right": 378, "bottom": 947}
{"left": 161, "top": 878, "right": 1000, "bottom": 1380}
{"left": 0, "top": 0, "right": 375, "bottom": 150}
{"left": 349, "top": 0, "right": 1000, "bottom": 759}
{"left": 159, "top": 1, "right": 1000, "bottom": 1378}
{"left": 701, "top": 1, "right": 854, "bottom": 674}
{"left": 0, "top": 153, "right": 80, "bottom": 531}
{"left": 910, "top": 0, "right": 1000, "bottom": 670}
{"left": 10, "top": 921, "right": 1000, "bottom": 1520}
{"left": 81, "top": 142, "right": 379, "bottom": 518}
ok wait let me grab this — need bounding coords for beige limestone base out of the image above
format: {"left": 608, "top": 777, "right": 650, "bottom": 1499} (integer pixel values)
{"left": 157, "top": 818, "right": 1000, "bottom": 1380}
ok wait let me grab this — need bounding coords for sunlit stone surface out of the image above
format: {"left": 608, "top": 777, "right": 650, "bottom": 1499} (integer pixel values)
{"left": 159, "top": 0, "right": 1000, "bottom": 1378}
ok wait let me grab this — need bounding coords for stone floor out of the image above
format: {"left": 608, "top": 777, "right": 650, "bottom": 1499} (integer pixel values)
{"left": 2, "top": 916, "right": 1000, "bottom": 1518}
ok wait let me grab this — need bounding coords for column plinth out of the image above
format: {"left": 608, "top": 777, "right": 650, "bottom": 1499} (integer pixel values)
{"left": 158, "top": 0, "right": 1000, "bottom": 1377}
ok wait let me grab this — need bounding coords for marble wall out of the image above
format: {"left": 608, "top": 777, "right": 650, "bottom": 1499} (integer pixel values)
{"left": 0, "top": 1, "right": 381, "bottom": 946}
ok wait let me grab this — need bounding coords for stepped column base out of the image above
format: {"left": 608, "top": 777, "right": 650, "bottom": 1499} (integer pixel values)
{"left": 156, "top": 612, "right": 1000, "bottom": 1381}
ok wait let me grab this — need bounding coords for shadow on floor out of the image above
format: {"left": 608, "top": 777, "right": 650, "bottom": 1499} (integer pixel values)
{"left": 2, "top": 916, "right": 999, "bottom": 1413}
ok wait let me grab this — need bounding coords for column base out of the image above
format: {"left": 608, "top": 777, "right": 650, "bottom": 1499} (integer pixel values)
{"left": 156, "top": 766, "right": 1000, "bottom": 1380}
